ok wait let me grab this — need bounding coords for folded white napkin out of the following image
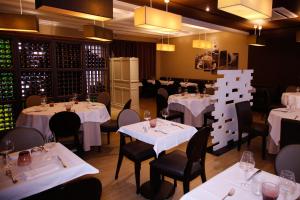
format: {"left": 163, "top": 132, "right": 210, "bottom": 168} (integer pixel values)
{"left": 24, "top": 163, "right": 60, "bottom": 180}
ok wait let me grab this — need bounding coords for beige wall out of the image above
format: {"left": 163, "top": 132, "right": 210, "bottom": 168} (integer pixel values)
{"left": 158, "top": 32, "right": 249, "bottom": 80}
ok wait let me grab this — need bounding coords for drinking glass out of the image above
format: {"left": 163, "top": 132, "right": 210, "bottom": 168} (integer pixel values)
{"left": 144, "top": 110, "right": 151, "bottom": 121}
{"left": 178, "top": 87, "right": 182, "bottom": 94}
{"left": 41, "top": 95, "right": 47, "bottom": 107}
{"left": 0, "top": 139, "right": 14, "bottom": 167}
{"left": 161, "top": 108, "right": 169, "bottom": 120}
{"left": 86, "top": 94, "right": 91, "bottom": 103}
{"left": 296, "top": 86, "right": 300, "bottom": 93}
{"left": 239, "top": 151, "right": 255, "bottom": 185}
{"left": 280, "top": 170, "right": 296, "bottom": 197}
{"left": 203, "top": 88, "right": 207, "bottom": 95}
{"left": 262, "top": 182, "right": 279, "bottom": 200}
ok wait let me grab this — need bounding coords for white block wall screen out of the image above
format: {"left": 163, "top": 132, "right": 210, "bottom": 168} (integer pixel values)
{"left": 211, "top": 69, "right": 254, "bottom": 151}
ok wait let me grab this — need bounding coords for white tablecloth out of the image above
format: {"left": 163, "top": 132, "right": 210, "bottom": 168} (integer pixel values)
{"left": 181, "top": 163, "right": 300, "bottom": 200}
{"left": 168, "top": 94, "right": 213, "bottom": 127}
{"left": 16, "top": 102, "right": 110, "bottom": 151}
{"left": 159, "top": 80, "right": 174, "bottom": 86}
{"left": 0, "top": 143, "right": 99, "bottom": 200}
{"left": 180, "top": 82, "right": 198, "bottom": 88}
{"left": 118, "top": 118, "right": 197, "bottom": 157}
{"left": 282, "top": 92, "right": 300, "bottom": 109}
{"left": 267, "top": 108, "right": 300, "bottom": 153}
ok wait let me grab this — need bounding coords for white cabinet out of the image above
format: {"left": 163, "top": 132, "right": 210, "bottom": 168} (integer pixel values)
{"left": 110, "top": 57, "right": 140, "bottom": 113}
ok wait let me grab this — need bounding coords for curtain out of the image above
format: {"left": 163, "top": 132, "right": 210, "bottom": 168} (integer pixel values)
{"left": 110, "top": 40, "right": 156, "bottom": 80}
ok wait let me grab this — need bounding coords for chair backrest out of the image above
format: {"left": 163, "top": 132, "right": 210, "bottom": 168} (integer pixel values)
{"left": 158, "top": 88, "right": 168, "bottom": 99}
{"left": 286, "top": 85, "right": 297, "bottom": 92}
{"left": 26, "top": 95, "right": 41, "bottom": 107}
{"left": 185, "top": 126, "right": 210, "bottom": 175}
{"left": 156, "top": 94, "right": 168, "bottom": 117}
{"left": 49, "top": 111, "right": 81, "bottom": 139}
{"left": 118, "top": 109, "right": 140, "bottom": 127}
{"left": 123, "top": 99, "right": 132, "bottom": 110}
{"left": 187, "top": 86, "right": 196, "bottom": 93}
{"left": 155, "top": 80, "right": 161, "bottom": 88}
{"left": 235, "top": 101, "right": 253, "bottom": 133}
{"left": 275, "top": 144, "right": 300, "bottom": 183}
{"left": 0, "top": 127, "right": 45, "bottom": 152}
{"left": 280, "top": 118, "right": 300, "bottom": 148}
{"left": 97, "top": 92, "right": 111, "bottom": 114}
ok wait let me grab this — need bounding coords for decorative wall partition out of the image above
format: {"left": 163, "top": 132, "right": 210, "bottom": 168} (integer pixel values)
{"left": 211, "top": 69, "right": 254, "bottom": 151}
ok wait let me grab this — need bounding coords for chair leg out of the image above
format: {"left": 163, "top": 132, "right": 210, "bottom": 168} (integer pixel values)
{"left": 237, "top": 132, "right": 242, "bottom": 151}
{"left": 262, "top": 135, "right": 267, "bottom": 160}
{"left": 200, "top": 167, "right": 207, "bottom": 183}
{"left": 173, "top": 179, "right": 177, "bottom": 188}
{"left": 183, "top": 180, "right": 190, "bottom": 194}
{"left": 247, "top": 133, "right": 251, "bottom": 147}
{"left": 107, "top": 132, "right": 110, "bottom": 144}
{"left": 115, "top": 151, "right": 124, "bottom": 180}
{"left": 134, "top": 162, "right": 141, "bottom": 194}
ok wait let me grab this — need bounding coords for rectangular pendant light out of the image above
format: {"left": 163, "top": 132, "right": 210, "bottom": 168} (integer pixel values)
{"left": 156, "top": 43, "right": 175, "bottom": 52}
{"left": 83, "top": 25, "right": 113, "bottom": 42}
{"left": 218, "top": 0, "right": 272, "bottom": 20}
{"left": 249, "top": 35, "right": 265, "bottom": 47}
{"left": 192, "top": 40, "right": 212, "bottom": 49}
{"left": 0, "top": 13, "right": 39, "bottom": 32}
{"left": 135, "top": 6, "right": 182, "bottom": 33}
{"left": 36, "top": 0, "right": 113, "bottom": 21}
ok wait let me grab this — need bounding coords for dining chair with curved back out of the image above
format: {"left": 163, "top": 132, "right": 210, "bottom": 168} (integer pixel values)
{"left": 275, "top": 144, "right": 300, "bottom": 183}
{"left": 150, "top": 126, "right": 210, "bottom": 194}
{"left": 280, "top": 118, "right": 300, "bottom": 149}
{"left": 0, "top": 127, "right": 45, "bottom": 152}
{"left": 286, "top": 85, "right": 297, "bottom": 92}
{"left": 49, "top": 111, "right": 82, "bottom": 154}
{"left": 157, "top": 88, "right": 168, "bottom": 99}
{"left": 115, "top": 109, "right": 156, "bottom": 194}
{"left": 235, "top": 101, "right": 268, "bottom": 159}
{"left": 26, "top": 95, "right": 41, "bottom": 108}
{"left": 100, "top": 98, "right": 132, "bottom": 144}
{"left": 97, "top": 92, "right": 111, "bottom": 114}
{"left": 156, "top": 94, "right": 184, "bottom": 123}
{"left": 24, "top": 177, "right": 102, "bottom": 200}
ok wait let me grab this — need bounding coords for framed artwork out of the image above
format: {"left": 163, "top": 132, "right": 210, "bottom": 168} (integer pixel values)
{"left": 227, "top": 53, "right": 239, "bottom": 69}
{"left": 195, "top": 50, "right": 219, "bottom": 71}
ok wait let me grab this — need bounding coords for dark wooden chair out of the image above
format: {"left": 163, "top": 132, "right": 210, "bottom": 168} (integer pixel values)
{"left": 115, "top": 109, "right": 156, "bottom": 194}
{"left": 24, "top": 177, "right": 102, "bottom": 200}
{"left": 150, "top": 126, "right": 210, "bottom": 194}
{"left": 156, "top": 94, "right": 184, "bottom": 123}
{"left": 49, "top": 111, "right": 82, "bottom": 155}
{"left": 280, "top": 118, "right": 300, "bottom": 148}
{"left": 275, "top": 145, "right": 300, "bottom": 183}
{"left": 100, "top": 99, "right": 131, "bottom": 144}
{"left": 235, "top": 101, "right": 268, "bottom": 159}
{"left": 26, "top": 95, "right": 41, "bottom": 107}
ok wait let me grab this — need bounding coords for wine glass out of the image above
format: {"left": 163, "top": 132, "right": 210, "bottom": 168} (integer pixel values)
{"left": 280, "top": 170, "right": 296, "bottom": 197}
{"left": 41, "top": 95, "right": 47, "bottom": 107}
{"left": 143, "top": 110, "right": 151, "bottom": 121}
{"left": 178, "top": 87, "right": 182, "bottom": 94}
{"left": 161, "top": 108, "right": 169, "bottom": 120}
{"left": 86, "top": 94, "right": 91, "bottom": 103}
{"left": 262, "top": 182, "right": 279, "bottom": 200}
{"left": 296, "top": 86, "right": 300, "bottom": 93}
{"left": 0, "top": 139, "right": 14, "bottom": 167}
{"left": 239, "top": 151, "right": 255, "bottom": 185}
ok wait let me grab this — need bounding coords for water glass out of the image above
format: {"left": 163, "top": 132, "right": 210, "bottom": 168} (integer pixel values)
{"left": 41, "top": 96, "right": 47, "bottom": 107}
{"left": 239, "top": 151, "right": 255, "bottom": 184}
{"left": 296, "top": 87, "right": 300, "bottom": 93}
{"left": 178, "top": 87, "right": 182, "bottom": 94}
{"left": 280, "top": 170, "right": 296, "bottom": 197}
{"left": 144, "top": 110, "right": 151, "bottom": 121}
{"left": 251, "top": 174, "right": 264, "bottom": 195}
{"left": 161, "top": 108, "right": 169, "bottom": 120}
{"left": 262, "top": 182, "right": 279, "bottom": 200}
{"left": 86, "top": 94, "right": 91, "bottom": 103}
{"left": 0, "top": 139, "right": 14, "bottom": 167}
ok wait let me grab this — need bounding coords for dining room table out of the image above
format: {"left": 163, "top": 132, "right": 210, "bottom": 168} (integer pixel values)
{"left": 118, "top": 118, "right": 198, "bottom": 199}
{"left": 282, "top": 92, "right": 300, "bottom": 109}
{"left": 168, "top": 93, "right": 213, "bottom": 127}
{"left": 267, "top": 107, "right": 300, "bottom": 154}
{"left": 180, "top": 162, "right": 300, "bottom": 200}
{"left": 179, "top": 82, "right": 198, "bottom": 88}
{"left": 0, "top": 142, "right": 99, "bottom": 200}
{"left": 16, "top": 102, "right": 110, "bottom": 151}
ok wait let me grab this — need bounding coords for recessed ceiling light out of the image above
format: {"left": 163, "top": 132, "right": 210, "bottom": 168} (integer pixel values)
{"left": 206, "top": 6, "right": 210, "bottom": 12}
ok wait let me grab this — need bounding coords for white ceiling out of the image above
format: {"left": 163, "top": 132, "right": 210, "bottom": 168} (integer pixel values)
{"left": 0, "top": 0, "right": 248, "bottom": 39}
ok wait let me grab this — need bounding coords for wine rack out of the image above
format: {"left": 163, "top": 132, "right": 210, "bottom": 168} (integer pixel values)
{"left": 0, "top": 104, "right": 14, "bottom": 131}
{"left": 0, "top": 39, "right": 12, "bottom": 68}
{"left": 18, "top": 41, "right": 50, "bottom": 68}
{"left": 86, "top": 70, "right": 106, "bottom": 94}
{"left": 58, "top": 71, "right": 83, "bottom": 96}
{"left": 56, "top": 43, "right": 81, "bottom": 68}
{"left": 0, "top": 72, "right": 14, "bottom": 101}
{"left": 20, "top": 71, "right": 52, "bottom": 98}
{"left": 85, "top": 44, "right": 106, "bottom": 68}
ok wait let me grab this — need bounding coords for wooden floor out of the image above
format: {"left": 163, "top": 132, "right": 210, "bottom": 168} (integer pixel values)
{"left": 82, "top": 97, "right": 275, "bottom": 200}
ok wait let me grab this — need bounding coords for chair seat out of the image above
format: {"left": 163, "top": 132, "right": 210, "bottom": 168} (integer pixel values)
{"left": 100, "top": 120, "right": 118, "bottom": 132}
{"left": 251, "top": 122, "right": 268, "bottom": 136}
{"left": 122, "top": 140, "right": 155, "bottom": 161}
{"left": 150, "top": 150, "right": 201, "bottom": 180}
